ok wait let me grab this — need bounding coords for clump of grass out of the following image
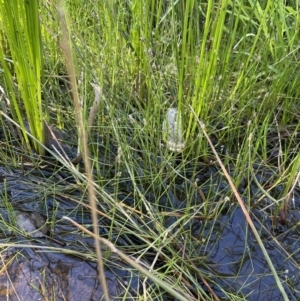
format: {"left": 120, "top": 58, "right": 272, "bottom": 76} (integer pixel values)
{"left": 0, "top": 0, "right": 299, "bottom": 300}
{"left": 0, "top": 0, "right": 47, "bottom": 155}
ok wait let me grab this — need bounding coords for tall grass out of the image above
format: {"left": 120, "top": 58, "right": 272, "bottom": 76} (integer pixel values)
{"left": 0, "top": 0, "right": 299, "bottom": 300}
{"left": 0, "top": 0, "right": 46, "bottom": 155}
{"left": 53, "top": 1, "right": 299, "bottom": 299}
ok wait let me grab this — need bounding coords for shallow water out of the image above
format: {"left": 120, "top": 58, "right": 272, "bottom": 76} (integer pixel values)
{"left": 0, "top": 130, "right": 299, "bottom": 300}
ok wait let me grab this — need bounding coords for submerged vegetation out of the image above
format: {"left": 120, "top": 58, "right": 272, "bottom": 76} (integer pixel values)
{"left": 0, "top": 0, "right": 300, "bottom": 300}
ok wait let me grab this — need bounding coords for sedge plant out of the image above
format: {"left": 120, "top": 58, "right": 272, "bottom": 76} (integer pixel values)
{"left": 63, "top": 0, "right": 300, "bottom": 293}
